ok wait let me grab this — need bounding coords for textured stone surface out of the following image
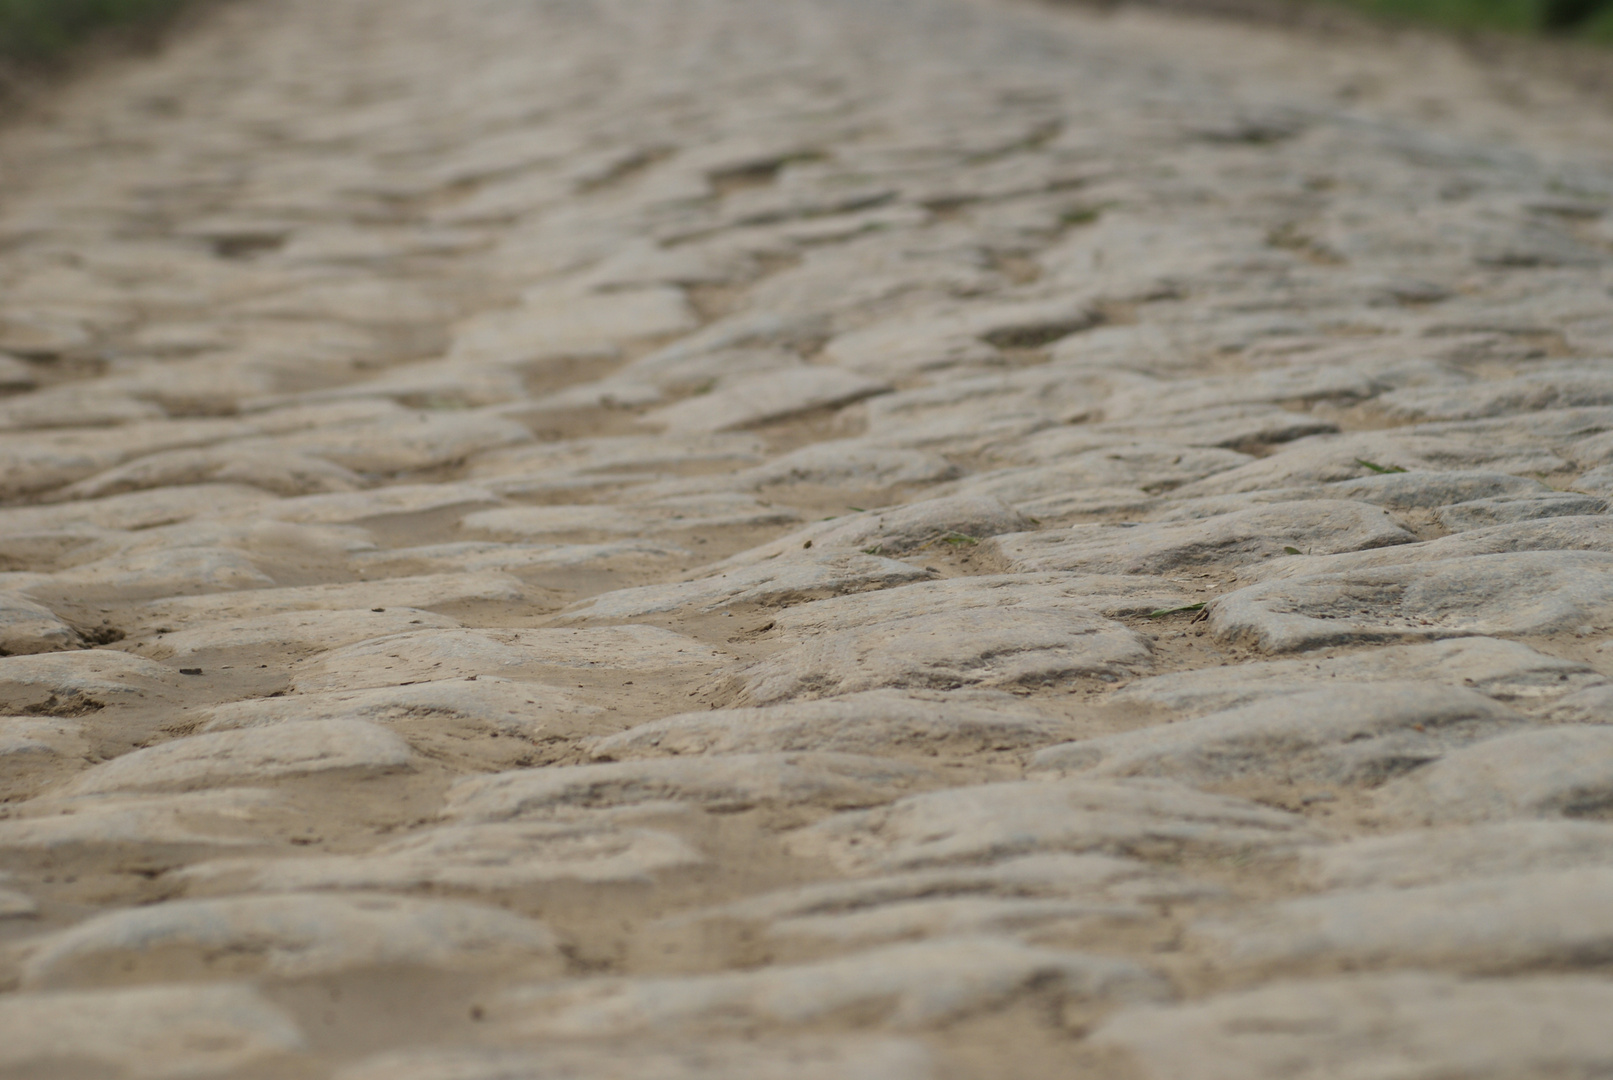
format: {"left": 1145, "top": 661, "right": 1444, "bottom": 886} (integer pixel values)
{"left": 335, "top": 1040, "right": 937, "bottom": 1080}
{"left": 793, "top": 778, "right": 1315, "bottom": 871}
{"left": 1195, "top": 868, "right": 1613, "bottom": 974}
{"left": 1212, "top": 552, "right": 1613, "bottom": 652}
{"left": 14, "top": 893, "right": 560, "bottom": 986}
{"left": 62, "top": 720, "right": 414, "bottom": 796}
{"left": 1094, "top": 973, "right": 1613, "bottom": 1080}
{"left": 1031, "top": 682, "right": 1525, "bottom": 786}
{"left": 0, "top": 984, "right": 306, "bottom": 1078}
{"left": 495, "top": 937, "right": 1168, "bottom": 1035}
{"left": 0, "top": 0, "right": 1608, "bottom": 1072}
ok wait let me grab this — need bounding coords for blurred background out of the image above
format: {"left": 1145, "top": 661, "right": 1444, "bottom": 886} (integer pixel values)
{"left": 1, "top": 0, "right": 1610, "bottom": 75}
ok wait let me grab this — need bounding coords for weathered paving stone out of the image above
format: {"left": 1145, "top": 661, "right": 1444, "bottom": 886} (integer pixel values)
{"left": 587, "top": 689, "right": 1071, "bottom": 760}
{"left": 763, "top": 574, "right": 1193, "bottom": 636}
{"left": 1031, "top": 682, "right": 1525, "bottom": 787}
{"left": 663, "top": 852, "right": 1211, "bottom": 947}
{"left": 989, "top": 501, "right": 1412, "bottom": 575}
{"left": 737, "top": 604, "right": 1150, "bottom": 703}
{"left": 61, "top": 720, "right": 414, "bottom": 796}
{"left": 1297, "top": 821, "right": 1613, "bottom": 890}
{"left": 444, "top": 753, "right": 943, "bottom": 822}
{"left": 0, "top": 983, "right": 306, "bottom": 1078}
{"left": 142, "top": 606, "right": 461, "bottom": 659}
{"left": 141, "top": 572, "right": 528, "bottom": 623}
{"left": 0, "top": 485, "right": 274, "bottom": 537}
{"left": 460, "top": 495, "right": 800, "bottom": 541}
{"left": 62, "top": 446, "right": 366, "bottom": 499}
{"left": 0, "top": 592, "right": 80, "bottom": 655}
{"left": 1092, "top": 973, "right": 1613, "bottom": 1080}
{"left": 646, "top": 366, "right": 890, "bottom": 433}
{"left": 8, "top": 0, "right": 1613, "bottom": 1069}
{"left": 492, "top": 937, "right": 1168, "bottom": 1035}
{"left": 0, "top": 716, "right": 89, "bottom": 791}
{"left": 0, "top": 789, "right": 292, "bottom": 857}
{"left": 1194, "top": 867, "right": 1613, "bottom": 974}
{"left": 1241, "top": 516, "right": 1613, "bottom": 582}
{"left": 718, "top": 495, "right": 1033, "bottom": 566}
{"left": 1373, "top": 726, "right": 1613, "bottom": 824}
{"left": 12, "top": 893, "right": 561, "bottom": 987}
{"left": 1109, "top": 637, "right": 1604, "bottom": 714}
{"left": 177, "top": 819, "right": 705, "bottom": 893}
{"left": 0, "top": 649, "right": 183, "bottom": 713}
{"left": 335, "top": 1039, "right": 937, "bottom": 1080}
{"left": 559, "top": 551, "right": 933, "bottom": 619}
{"left": 792, "top": 778, "right": 1316, "bottom": 872}
{"left": 292, "top": 626, "right": 733, "bottom": 693}
{"left": 1435, "top": 491, "right": 1609, "bottom": 531}
{"left": 1211, "top": 552, "right": 1613, "bottom": 652}
{"left": 26, "top": 545, "right": 277, "bottom": 599}
{"left": 200, "top": 677, "right": 603, "bottom": 737}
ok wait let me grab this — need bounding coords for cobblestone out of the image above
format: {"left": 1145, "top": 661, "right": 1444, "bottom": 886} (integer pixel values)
{"left": 1, "top": 0, "right": 1611, "bottom": 1073}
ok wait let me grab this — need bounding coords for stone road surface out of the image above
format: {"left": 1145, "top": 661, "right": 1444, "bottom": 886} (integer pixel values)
{"left": 2, "top": 0, "right": 1613, "bottom": 1076}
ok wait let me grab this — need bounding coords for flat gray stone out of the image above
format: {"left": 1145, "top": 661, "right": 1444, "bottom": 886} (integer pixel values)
{"left": 448, "top": 286, "right": 696, "bottom": 364}
{"left": 1373, "top": 726, "right": 1613, "bottom": 824}
{"left": 335, "top": 1039, "right": 936, "bottom": 1080}
{"left": 665, "top": 852, "right": 1210, "bottom": 948}
{"left": 461, "top": 494, "right": 799, "bottom": 540}
{"left": 0, "top": 649, "right": 182, "bottom": 713}
{"left": 1370, "top": 368, "right": 1613, "bottom": 423}
{"left": 145, "top": 607, "right": 460, "bottom": 659}
{"left": 201, "top": 676, "right": 602, "bottom": 738}
{"left": 0, "top": 789, "right": 287, "bottom": 855}
{"left": 445, "top": 752, "right": 940, "bottom": 822}
{"left": 1298, "top": 821, "right": 1613, "bottom": 890}
{"left": 144, "top": 572, "right": 528, "bottom": 622}
{"left": 25, "top": 545, "right": 277, "bottom": 599}
{"left": 1196, "top": 867, "right": 1613, "bottom": 974}
{"left": 252, "top": 483, "right": 501, "bottom": 525}
{"left": 0, "top": 484, "right": 272, "bottom": 535}
{"left": 62, "top": 720, "right": 414, "bottom": 796}
{"left": 1032, "top": 682, "right": 1524, "bottom": 787}
{"left": 1110, "top": 637, "right": 1602, "bottom": 714}
{"left": 792, "top": 778, "right": 1315, "bottom": 872}
{"left": 646, "top": 366, "right": 889, "bottom": 433}
{"left": 717, "top": 495, "right": 1032, "bottom": 567}
{"left": 1174, "top": 432, "right": 1568, "bottom": 498}
{"left": 588, "top": 689, "right": 1071, "bottom": 760}
{"left": 738, "top": 605, "right": 1149, "bottom": 703}
{"left": 178, "top": 819, "right": 704, "bottom": 893}
{"left": 948, "top": 443, "right": 1253, "bottom": 511}
{"left": 1211, "top": 551, "right": 1613, "bottom": 652}
{"left": 63, "top": 446, "right": 365, "bottom": 500}
{"left": 293, "top": 626, "right": 733, "bottom": 693}
{"left": 1547, "top": 682, "right": 1613, "bottom": 723}
{"left": 0, "top": 717, "right": 88, "bottom": 793}
{"left": 0, "top": 983, "right": 306, "bottom": 1078}
{"left": 0, "top": 592, "right": 80, "bottom": 655}
{"left": 990, "top": 501, "right": 1411, "bottom": 575}
{"left": 1316, "top": 469, "right": 1551, "bottom": 510}
{"left": 1093, "top": 972, "right": 1613, "bottom": 1080}
{"left": 494, "top": 936, "right": 1166, "bottom": 1035}
{"left": 739, "top": 441, "right": 959, "bottom": 490}
{"left": 764, "top": 574, "right": 1190, "bottom": 636}
{"left": 1242, "top": 515, "right": 1613, "bottom": 583}
{"left": 1436, "top": 491, "right": 1608, "bottom": 531}
{"left": 16, "top": 892, "right": 560, "bottom": 987}
{"left": 560, "top": 552, "right": 932, "bottom": 620}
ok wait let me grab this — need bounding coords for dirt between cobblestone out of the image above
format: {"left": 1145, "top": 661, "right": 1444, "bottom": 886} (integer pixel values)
{"left": 1, "top": 0, "right": 1612, "bottom": 1076}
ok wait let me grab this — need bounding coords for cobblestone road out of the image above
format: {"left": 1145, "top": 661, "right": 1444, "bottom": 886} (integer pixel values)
{"left": 3, "top": 1, "right": 1613, "bottom": 1076}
